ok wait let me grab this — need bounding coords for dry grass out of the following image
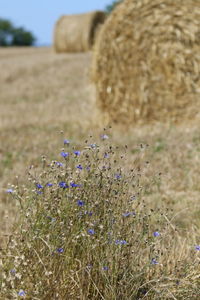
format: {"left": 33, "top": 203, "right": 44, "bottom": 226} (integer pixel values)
{"left": 0, "top": 47, "right": 98, "bottom": 246}
{"left": 0, "top": 48, "right": 200, "bottom": 297}
{"left": 1, "top": 47, "right": 200, "bottom": 236}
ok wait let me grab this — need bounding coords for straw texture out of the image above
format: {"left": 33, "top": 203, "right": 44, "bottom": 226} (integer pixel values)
{"left": 92, "top": 0, "right": 200, "bottom": 124}
{"left": 54, "top": 11, "right": 106, "bottom": 53}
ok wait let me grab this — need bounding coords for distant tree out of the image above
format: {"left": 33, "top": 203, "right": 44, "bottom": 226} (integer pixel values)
{"left": 0, "top": 19, "right": 13, "bottom": 46}
{"left": 12, "top": 27, "right": 36, "bottom": 46}
{"left": 0, "top": 18, "right": 36, "bottom": 46}
{"left": 105, "top": 0, "right": 123, "bottom": 14}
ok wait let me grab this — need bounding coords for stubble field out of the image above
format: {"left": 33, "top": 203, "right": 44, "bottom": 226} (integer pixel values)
{"left": 0, "top": 47, "right": 96, "bottom": 244}
{"left": 0, "top": 47, "right": 200, "bottom": 297}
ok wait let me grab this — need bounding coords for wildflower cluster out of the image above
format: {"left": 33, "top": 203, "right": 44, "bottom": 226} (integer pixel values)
{"left": 1, "top": 132, "right": 200, "bottom": 299}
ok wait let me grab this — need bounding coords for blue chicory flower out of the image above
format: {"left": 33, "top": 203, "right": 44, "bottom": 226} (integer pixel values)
{"left": 102, "top": 266, "right": 109, "bottom": 271}
{"left": 88, "top": 229, "right": 95, "bottom": 235}
{"left": 151, "top": 258, "right": 159, "bottom": 265}
{"left": 115, "top": 174, "right": 122, "bottom": 180}
{"left": 153, "top": 231, "right": 160, "bottom": 237}
{"left": 6, "top": 188, "right": 14, "bottom": 193}
{"left": 77, "top": 200, "right": 85, "bottom": 207}
{"left": 56, "top": 162, "right": 63, "bottom": 167}
{"left": 46, "top": 183, "right": 53, "bottom": 187}
{"left": 115, "top": 240, "right": 127, "bottom": 245}
{"left": 76, "top": 164, "right": 83, "bottom": 170}
{"left": 36, "top": 183, "right": 43, "bottom": 189}
{"left": 59, "top": 182, "right": 69, "bottom": 188}
{"left": 70, "top": 182, "right": 81, "bottom": 188}
{"left": 18, "top": 290, "right": 26, "bottom": 297}
{"left": 122, "top": 212, "right": 132, "bottom": 217}
{"left": 56, "top": 248, "right": 64, "bottom": 253}
{"left": 60, "top": 151, "right": 69, "bottom": 158}
{"left": 64, "top": 139, "right": 70, "bottom": 145}
{"left": 195, "top": 245, "right": 200, "bottom": 250}
{"left": 74, "top": 150, "right": 81, "bottom": 156}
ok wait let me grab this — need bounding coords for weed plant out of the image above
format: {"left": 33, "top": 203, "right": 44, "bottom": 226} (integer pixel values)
{"left": 1, "top": 132, "right": 200, "bottom": 299}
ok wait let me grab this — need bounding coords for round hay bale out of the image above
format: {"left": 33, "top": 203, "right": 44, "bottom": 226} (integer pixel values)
{"left": 92, "top": 0, "right": 200, "bottom": 124}
{"left": 54, "top": 11, "right": 106, "bottom": 53}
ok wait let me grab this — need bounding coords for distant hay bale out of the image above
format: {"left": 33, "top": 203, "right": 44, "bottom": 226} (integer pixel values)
{"left": 54, "top": 11, "right": 106, "bottom": 53}
{"left": 92, "top": 0, "right": 200, "bottom": 125}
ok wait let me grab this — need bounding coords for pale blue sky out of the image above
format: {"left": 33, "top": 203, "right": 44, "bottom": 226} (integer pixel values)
{"left": 0, "top": 0, "right": 111, "bottom": 45}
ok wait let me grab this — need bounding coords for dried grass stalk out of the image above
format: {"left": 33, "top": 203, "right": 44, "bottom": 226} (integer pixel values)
{"left": 54, "top": 11, "right": 106, "bottom": 53}
{"left": 92, "top": 0, "right": 200, "bottom": 125}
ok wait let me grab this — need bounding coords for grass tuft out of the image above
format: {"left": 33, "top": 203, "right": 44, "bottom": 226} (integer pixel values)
{"left": 1, "top": 132, "right": 200, "bottom": 299}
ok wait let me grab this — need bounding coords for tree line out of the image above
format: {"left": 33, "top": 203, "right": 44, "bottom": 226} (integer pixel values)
{"left": 0, "top": 18, "right": 35, "bottom": 46}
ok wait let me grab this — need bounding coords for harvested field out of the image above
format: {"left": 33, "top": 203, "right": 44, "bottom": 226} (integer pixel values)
{"left": 0, "top": 47, "right": 200, "bottom": 297}
{"left": 0, "top": 47, "right": 97, "bottom": 245}
{"left": 1, "top": 46, "right": 200, "bottom": 236}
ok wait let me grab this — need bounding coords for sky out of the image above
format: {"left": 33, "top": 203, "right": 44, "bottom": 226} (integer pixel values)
{"left": 0, "top": 0, "right": 111, "bottom": 45}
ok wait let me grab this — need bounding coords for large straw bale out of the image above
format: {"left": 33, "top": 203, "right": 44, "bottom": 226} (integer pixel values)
{"left": 54, "top": 11, "right": 106, "bottom": 53}
{"left": 92, "top": 0, "right": 200, "bottom": 124}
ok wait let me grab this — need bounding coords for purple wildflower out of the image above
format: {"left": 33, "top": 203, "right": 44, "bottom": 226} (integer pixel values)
{"left": 153, "top": 231, "right": 160, "bottom": 237}
{"left": 70, "top": 182, "right": 81, "bottom": 188}
{"left": 122, "top": 212, "right": 131, "bottom": 217}
{"left": 115, "top": 174, "right": 122, "bottom": 180}
{"left": 102, "top": 266, "right": 109, "bottom": 271}
{"left": 59, "top": 182, "right": 69, "bottom": 188}
{"left": 88, "top": 229, "right": 95, "bottom": 235}
{"left": 18, "top": 290, "right": 26, "bottom": 297}
{"left": 115, "top": 240, "right": 127, "bottom": 245}
{"left": 60, "top": 151, "right": 69, "bottom": 158}
{"left": 151, "top": 258, "right": 159, "bottom": 265}
{"left": 6, "top": 188, "right": 14, "bottom": 193}
{"left": 46, "top": 183, "right": 53, "bottom": 187}
{"left": 64, "top": 139, "right": 70, "bottom": 145}
{"left": 195, "top": 245, "right": 200, "bottom": 251}
{"left": 76, "top": 164, "right": 83, "bottom": 170}
{"left": 77, "top": 200, "right": 85, "bottom": 207}
{"left": 74, "top": 150, "right": 81, "bottom": 156}
{"left": 36, "top": 183, "right": 43, "bottom": 189}
{"left": 122, "top": 212, "right": 136, "bottom": 217}
{"left": 56, "top": 162, "right": 63, "bottom": 167}
{"left": 56, "top": 248, "right": 64, "bottom": 253}
{"left": 104, "top": 153, "right": 109, "bottom": 158}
